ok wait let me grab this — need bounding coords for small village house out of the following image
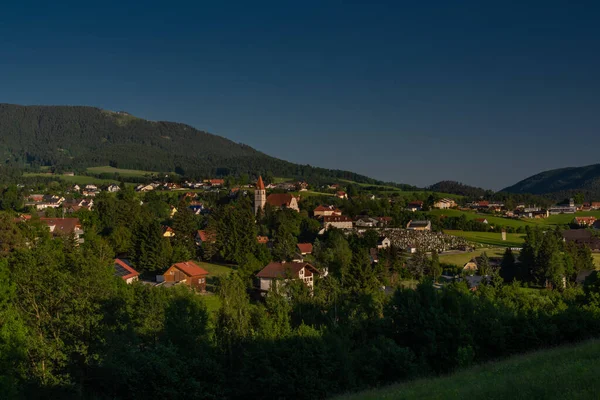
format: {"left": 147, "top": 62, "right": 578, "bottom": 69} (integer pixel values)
{"left": 377, "top": 236, "right": 391, "bottom": 249}
{"left": 297, "top": 243, "right": 313, "bottom": 255}
{"left": 266, "top": 193, "right": 300, "bottom": 212}
{"left": 40, "top": 217, "right": 85, "bottom": 244}
{"left": 256, "top": 261, "right": 320, "bottom": 292}
{"left": 163, "top": 261, "right": 209, "bottom": 291}
{"left": 406, "top": 201, "right": 424, "bottom": 212}
{"left": 323, "top": 215, "right": 353, "bottom": 230}
{"left": 114, "top": 258, "right": 139, "bottom": 284}
{"left": 313, "top": 205, "right": 342, "bottom": 217}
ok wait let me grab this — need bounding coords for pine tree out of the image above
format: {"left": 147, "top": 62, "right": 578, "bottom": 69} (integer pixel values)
{"left": 430, "top": 250, "right": 442, "bottom": 280}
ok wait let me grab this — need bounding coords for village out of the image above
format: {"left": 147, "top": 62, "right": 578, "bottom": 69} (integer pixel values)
{"left": 10, "top": 173, "right": 600, "bottom": 299}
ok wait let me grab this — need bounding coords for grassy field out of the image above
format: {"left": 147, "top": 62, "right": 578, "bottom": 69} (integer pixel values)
{"left": 201, "top": 293, "right": 222, "bottom": 313}
{"left": 444, "top": 230, "right": 525, "bottom": 248}
{"left": 197, "top": 261, "right": 235, "bottom": 277}
{"left": 439, "top": 248, "right": 507, "bottom": 267}
{"left": 333, "top": 339, "right": 600, "bottom": 400}
{"left": 429, "top": 209, "right": 531, "bottom": 229}
{"left": 530, "top": 211, "right": 600, "bottom": 226}
{"left": 86, "top": 166, "right": 159, "bottom": 177}
{"left": 23, "top": 172, "right": 120, "bottom": 185}
{"left": 594, "top": 254, "right": 600, "bottom": 268}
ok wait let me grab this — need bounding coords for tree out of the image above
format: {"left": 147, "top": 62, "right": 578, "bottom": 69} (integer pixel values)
{"left": 430, "top": 250, "right": 442, "bottom": 280}
{"left": 407, "top": 248, "right": 430, "bottom": 280}
{"left": 478, "top": 252, "right": 491, "bottom": 276}
{"left": 499, "top": 247, "right": 517, "bottom": 282}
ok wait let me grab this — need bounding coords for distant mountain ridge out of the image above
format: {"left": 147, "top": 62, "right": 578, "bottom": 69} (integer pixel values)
{"left": 502, "top": 163, "right": 600, "bottom": 199}
{"left": 0, "top": 103, "right": 381, "bottom": 183}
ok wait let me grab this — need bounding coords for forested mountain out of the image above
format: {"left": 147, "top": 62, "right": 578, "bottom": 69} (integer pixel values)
{"left": 428, "top": 181, "right": 491, "bottom": 199}
{"left": 502, "top": 163, "right": 600, "bottom": 200}
{"left": 0, "top": 103, "right": 379, "bottom": 183}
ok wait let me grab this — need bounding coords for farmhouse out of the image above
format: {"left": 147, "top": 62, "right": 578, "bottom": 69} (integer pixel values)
{"left": 195, "top": 230, "right": 216, "bottom": 246}
{"left": 323, "top": 215, "right": 353, "bottom": 230}
{"left": 336, "top": 191, "right": 348, "bottom": 199}
{"left": 266, "top": 193, "right": 300, "bottom": 212}
{"left": 474, "top": 218, "right": 489, "bottom": 224}
{"left": 162, "top": 261, "right": 209, "bottom": 291}
{"left": 162, "top": 226, "right": 175, "bottom": 238}
{"left": 406, "top": 220, "right": 431, "bottom": 231}
{"left": 114, "top": 258, "right": 139, "bottom": 284}
{"left": 256, "top": 261, "right": 320, "bottom": 292}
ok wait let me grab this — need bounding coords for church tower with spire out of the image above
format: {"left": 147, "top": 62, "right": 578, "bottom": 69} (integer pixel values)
{"left": 254, "top": 175, "right": 267, "bottom": 215}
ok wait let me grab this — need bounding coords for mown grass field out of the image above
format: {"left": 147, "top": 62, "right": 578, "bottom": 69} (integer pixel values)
{"left": 444, "top": 230, "right": 525, "bottom": 248}
{"left": 594, "top": 253, "right": 600, "bottom": 268}
{"left": 86, "top": 165, "right": 159, "bottom": 177}
{"left": 333, "top": 339, "right": 600, "bottom": 400}
{"left": 439, "top": 248, "right": 507, "bottom": 267}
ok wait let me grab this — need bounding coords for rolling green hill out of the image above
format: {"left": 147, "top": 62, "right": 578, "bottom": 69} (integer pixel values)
{"left": 334, "top": 339, "right": 600, "bottom": 400}
{"left": 0, "top": 103, "right": 383, "bottom": 183}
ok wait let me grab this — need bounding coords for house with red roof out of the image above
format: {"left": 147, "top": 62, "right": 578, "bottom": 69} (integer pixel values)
{"left": 195, "top": 230, "right": 216, "bottom": 246}
{"left": 256, "top": 261, "right": 320, "bottom": 292}
{"left": 297, "top": 243, "right": 313, "bottom": 255}
{"left": 209, "top": 179, "right": 225, "bottom": 187}
{"left": 40, "top": 217, "right": 84, "bottom": 244}
{"left": 323, "top": 215, "right": 353, "bottom": 230}
{"left": 574, "top": 216, "right": 597, "bottom": 227}
{"left": 313, "top": 205, "right": 342, "bottom": 217}
{"left": 266, "top": 193, "right": 299, "bottom": 212}
{"left": 336, "top": 191, "right": 348, "bottom": 199}
{"left": 162, "top": 225, "right": 175, "bottom": 238}
{"left": 257, "top": 236, "right": 269, "bottom": 245}
{"left": 163, "top": 261, "right": 209, "bottom": 291}
{"left": 114, "top": 258, "right": 139, "bottom": 284}
{"left": 406, "top": 201, "right": 424, "bottom": 212}
{"left": 474, "top": 218, "right": 489, "bottom": 224}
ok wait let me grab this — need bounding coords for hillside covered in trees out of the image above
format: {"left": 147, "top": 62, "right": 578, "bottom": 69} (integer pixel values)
{"left": 428, "top": 181, "right": 491, "bottom": 199}
{"left": 0, "top": 103, "right": 380, "bottom": 183}
{"left": 502, "top": 163, "right": 600, "bottom": 200}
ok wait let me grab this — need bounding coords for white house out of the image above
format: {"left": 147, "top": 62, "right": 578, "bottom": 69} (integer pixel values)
{"left": 256, "top": 261, "right": 321, "bottom": 292}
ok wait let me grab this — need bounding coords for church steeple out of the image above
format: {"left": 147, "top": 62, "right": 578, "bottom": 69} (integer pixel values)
{"left": 254, "top": 175, "right": 267, "bottom": 215}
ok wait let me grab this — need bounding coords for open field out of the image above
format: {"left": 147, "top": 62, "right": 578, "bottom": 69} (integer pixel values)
{"left": 594, "top": 254, "right": 600, "bottom": 268}
{"left": 444, "top": 230, "right": 525, "bottom": 248}
{"left": 430, "top": 209, "right": 600, "bottom": 229}
{"left": 333, "top": 339, "right": 600, "bottom": 400}
{"left": 23, "top": 172, "right": 120, "bottom": 185}
{"left": 86, "top": 165, "right": 160, "bottom": 177}
{"left": 201, "top": 293, "right": 222, "bottom": 313}
{"left": 197, "top": 261, "right": 235, "bottom": 277}
{"left": 439, "top": 248, "right": 507, "bottom": 267}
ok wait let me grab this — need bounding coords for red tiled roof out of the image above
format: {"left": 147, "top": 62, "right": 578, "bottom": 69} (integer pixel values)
{"left": 114, "top": 258, "right": 139, "bottom": 281}
{"left": 314, "top": 205, "right": 341, "bottom": 213}
{"left": 256, "top": 176, "right": 265, "bottom": 190}
{"left": 196, "top": 230, "right": 215, "bottom": 243}
{"left": 256, "top": 261, "right": 319, "bottom": 279}
{"left": 171, "top": 261, "right": 209, "bottom": 277}
{"left": 267, "top": 193, "right": 294, "bottom": 207}
{"left": 297, "top": 243, "right": 313, "bottom": 254}
{"left": 475, "top": 218, "right": 487, "bottom": 223}
{"left": 210, "top": 179, "right": 224, "bottom": 185}
{"left": 39, "top": 218, "right": 81, "bottom": 234}
{"left": 408, "top": 201, "right": 423, "bottom": 206}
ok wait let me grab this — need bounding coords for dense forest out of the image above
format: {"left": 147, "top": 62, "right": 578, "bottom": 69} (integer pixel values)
{"left": 0, "top": 104, "right": 380, "bottom": 184}
{"left": 428, "top": 180, "right": 491, "bottom": 198}
{"left": 502, "top": 163, "right": 600, "bottom": 200}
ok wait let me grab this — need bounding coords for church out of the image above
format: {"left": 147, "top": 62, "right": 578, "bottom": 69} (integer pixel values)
{"left": 254, "top": 176, "right": 299, "bottom": 215}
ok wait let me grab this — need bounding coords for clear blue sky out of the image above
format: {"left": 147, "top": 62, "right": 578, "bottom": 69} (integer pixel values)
{"left": 2, "top": 1, "right": 599, "bottom": 189}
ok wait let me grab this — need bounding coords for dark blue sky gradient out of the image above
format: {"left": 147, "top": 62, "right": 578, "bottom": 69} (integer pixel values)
{"left": 1, "top": 1, "right": 599, "bottom": 189}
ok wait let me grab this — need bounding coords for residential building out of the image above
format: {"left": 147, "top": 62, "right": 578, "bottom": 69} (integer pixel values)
{"left": 114, "top": 258, "right": 139, "bottom": 284}
{"left": 336, "top": 191, "right": 348, "bottom": 199}
{"left": 195, "top": 230, "right": 215, "bottom": 246}
{"left": 354, "top": 216, "right": 381, "bottom": 228}
{"left": 313, "top": 205, "right": 342, "bottom": 217}
{"left": 107, "top": 184, "right": 121, "bottom": 193}
{"left": 592, "top": 202, "right": 600, "bottom": 210}
{"left": 433, "top": 198, "right": 457, "bottom": 209}
{"left": 257, "top": 236, "right": 270, "bottom": 245}
{"left": 377, "top": 236, "right": 391, "bottom": 249}
{"left": 209, "top": 179, "right": 225, "bottom": 187}
{"left": 406, "top": 220, "right": 431, "bottom": 231}
{"left": 163, "top": 261, "right": 209, "bottom": 291}
{"left": 474, "top": 218, "right": 489, "bottom": 224}
{"left": 574, "top": 216, "right": 597, "bottom": 226}
{"left": 323, "top": 215, "right": 353, "bottom": 230}
{"left": 406, "top": 201, "right": 423, "bottom": 212}
{"left": 40, "top": 217, "right": 85, "bottom": 244}
{"left": 297, "top": 243, "right": 313, "bottom": 255}
{"left": 256, "top": 261, "right": 320, "bottom": 292}
{"left": 162, "top": 226, "right": 175, "bottom": 238}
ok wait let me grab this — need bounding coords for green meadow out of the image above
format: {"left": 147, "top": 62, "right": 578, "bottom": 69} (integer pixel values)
{"left": 333, "top": 339, "right": 600, "bottom": 400}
